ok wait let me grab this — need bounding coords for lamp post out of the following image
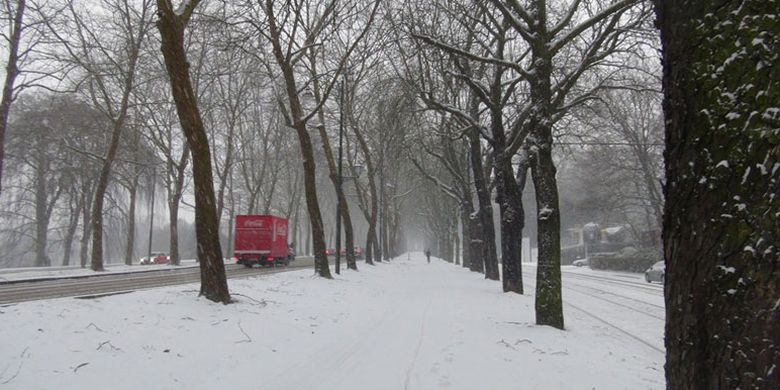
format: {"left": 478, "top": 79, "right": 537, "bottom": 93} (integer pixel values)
{"left": 146, "top": 168, "right": 156, "bottom": 263}
{"left": 335, "top": 77, "right": 345, "bottom": 275}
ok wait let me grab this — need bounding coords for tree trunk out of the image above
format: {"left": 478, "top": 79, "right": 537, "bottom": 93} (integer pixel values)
{"left": 495, "top": 150, "right": 524, "bottom": 294}
{"left": 79, "top": 190, "right": 92, "bottom": 268}
{"left": 0, "top": 0, "right": 25, "bottom": 194}
{"left": 460, "top": 202, "right": 472, "bottom": 269}
{"left": 124, "top": 178, "right": 138, "bottom": 265}
{"left": 352, "top": 113, "right": 379, "bottom": 266}
{"left": 528, "top": 23, "right": 564, "bottom": 327}
{"left": 656, "top": 0, "right": 780, "bottom": 388}
{"left": 311, "top": 71, "right": 357, "bottom": 271}
{"left": 62, "top": 200, "right": 82, "bottom": 266}
{"left": 264, "top": 3, "right": 330, "bottom": 278}
{"left": 90, "top": 119, "right": 125, "bottom": 271}
{"left": 530, "top": 140, "right": 564, "bottom": 330}
{"left": 34, "top": 152, "right": 49, "bottom": 267}
{"left": 157, "top": 1, "right": 230, "bottom": 303}
{"left": 468, "top": 127, "right": 498, "bottom": 278}
{"left": 168, "top": 147, "right": 189, "bottom": 266}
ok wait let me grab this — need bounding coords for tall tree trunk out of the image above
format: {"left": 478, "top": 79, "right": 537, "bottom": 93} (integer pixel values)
{"left": 264, "top": 2, "right": 330, "bottom": 278}
{"left": 495, "top": 149, "right": 524, "bottom": 294}
{"left": 352, "top": 116, "right": 378, "bottom": 266}
{"left": 62, "top": 200, "right": 82, "bottom": 266}
{"left": 0, "top": 0, "right": 25, "bottom": 194}
{"left": 79, "top": 190, "right": 92, "bottom": 268}
{"left": 468, "top": 126, "right": 497, "bottom": 278}
{"left": 168, "top": 150, "right": 187, "bottom": 266}
{"left": 34, "top": 152, "right": 49, "bottom": 267}
{"left": 530, "top": 137, "right": 564, "bottom": 329}
{"left": 88, "top": 32, "right": 144, "bottom": 270}
{"left": 528, "top": 15, "right": 564, "bottom": 327}
{"left": 124, "top": 178, "right": 138, "bottom": 265}
{"left": 460, "top": 201, "right": 472, "bottom": 269}
{"left": 656, "top": 0, "right": 780, "bottom": 388}
{"left": 157, "top": 0, "right": 230, "bottom": 303}
{"left": 310, "top": 70, "right": 357, "bottom": 271}
{"left": 90, "top": 120, "right": 126, "bottom": 271}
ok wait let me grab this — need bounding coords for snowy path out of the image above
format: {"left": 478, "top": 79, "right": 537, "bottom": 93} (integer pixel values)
{"left": 0, "top": 254, "right": 665, "bottom": 389}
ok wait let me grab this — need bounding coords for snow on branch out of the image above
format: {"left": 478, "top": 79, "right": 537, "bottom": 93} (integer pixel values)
{"left": 411, "top": 33, "right": 531, "bottom": 80}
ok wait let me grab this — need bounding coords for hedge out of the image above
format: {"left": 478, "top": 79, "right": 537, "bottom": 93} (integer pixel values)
{"left": 589, "top": 248, "right": 662, "bottom": 273}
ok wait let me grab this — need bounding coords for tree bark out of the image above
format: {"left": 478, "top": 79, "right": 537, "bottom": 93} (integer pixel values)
{"left": 460, "top": 201, "right": 472, "bottom": 269}
{"left": 124, "top": 176, "right": 138, "bottom": 265}
{"left": 0, "top": 0, "right": 25, "bottom": 194}
{"left": 34, "top": 145, "right": 50, "bottom": 267}
{"left": 168, "top": 147, "right": 188, "bottom": 266}
{"left": 656, "top": 0, "right": 780, "bottom": 388}
{"left": 62, "top": 199, "right": 82, "bottom": 266}
{"left": 530, "top": 143, "right": 563, "bottom": 329}
{"left": 79, "top": 189, "right": 92, "bottom": 268}
{"left": 468, "top": 124, "right": 497, "bottom": 277}
{"left": 157, "top": 0, "right": 230, "bottom": 303}
{"left": 352, "top": 113, "right": 379, "bottom": 266}
{"left": 310, "top": 67, "right": 357, "bottom": 271}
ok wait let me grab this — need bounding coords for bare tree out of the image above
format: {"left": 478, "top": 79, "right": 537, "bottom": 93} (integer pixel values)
{"left": 156, "top": 0, "right": 230, "bottom": 303}
{"left": 240, "top": 0, "right": 379, "bottom": 277}
{"left": 0, "top": 0, "right": 26, "bottom": 193}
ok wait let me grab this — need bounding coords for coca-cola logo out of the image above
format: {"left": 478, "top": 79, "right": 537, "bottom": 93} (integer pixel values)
{"left": 276, "top": 223, "right": 287, "bottom": 236}
{"left": 244, "top": 220, "right": 264, "bottom": 228}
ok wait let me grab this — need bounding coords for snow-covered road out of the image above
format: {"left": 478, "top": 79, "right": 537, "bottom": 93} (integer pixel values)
{"left": 0, "top": 254, "right": 665, "bottom": 389}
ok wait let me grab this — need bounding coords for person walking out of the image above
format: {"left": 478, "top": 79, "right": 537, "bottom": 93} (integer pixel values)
{"left": 425, "top": 249, "right": 431, "bottom": 263}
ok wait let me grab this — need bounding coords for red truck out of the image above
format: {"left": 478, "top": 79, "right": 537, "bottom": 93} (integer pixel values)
{"left": 234, "top": 215, "right": 294, "bottom": 268}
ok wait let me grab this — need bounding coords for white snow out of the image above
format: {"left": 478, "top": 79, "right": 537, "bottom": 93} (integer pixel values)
{"left": 717, "top": 265, "right": 737, "bottom": 274}
{"left": 538, "top": 206, "right": 554, "bottom": 220}
{"left": 0, "top": 254, "right": 665, "bottom": 389}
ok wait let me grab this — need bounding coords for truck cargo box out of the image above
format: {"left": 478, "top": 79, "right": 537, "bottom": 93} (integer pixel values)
{"left": 234, "top": 215, "right": 291, "bottom": 267}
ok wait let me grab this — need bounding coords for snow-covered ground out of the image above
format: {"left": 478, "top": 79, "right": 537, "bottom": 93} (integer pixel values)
{"left": 0, "top": 253, "right": 665, "bottom": 389}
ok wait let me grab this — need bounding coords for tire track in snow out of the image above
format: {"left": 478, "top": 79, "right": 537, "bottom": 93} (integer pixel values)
{"left": 563, "top": 301, "right": 665, "bottom": 355}
{"left": 562, "top": 284, "right": 665, "bottom": 321}
{"left": 523, "top": 269, "right": 665, "bottom": 355}
{"left": 404, "top": 296, "right": 430, "bottom": 390}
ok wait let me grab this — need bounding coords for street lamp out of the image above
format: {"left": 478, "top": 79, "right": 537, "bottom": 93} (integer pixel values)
{"left": 336, "top": 78, "right": 345, "bottom": 275}
{"left": 146, "top": 168, "right": 156, "bottom": 265}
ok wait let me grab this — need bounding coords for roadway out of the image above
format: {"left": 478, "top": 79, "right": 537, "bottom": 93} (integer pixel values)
{"left": 0, "top": 257, "right": 314, "bottom": 305}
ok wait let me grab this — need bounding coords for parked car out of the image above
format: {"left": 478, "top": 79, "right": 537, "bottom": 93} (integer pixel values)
{"left": 572, "top": 257, "right": 589, "bottom": 267}
{"left": 339, "top": 247, "right": 365, "bottom": 259}
{"left": 140, "top": 252, "right": 169, "bottom": 265}
{"left": 645, "top": 261, "right": 665, "bottom": 283}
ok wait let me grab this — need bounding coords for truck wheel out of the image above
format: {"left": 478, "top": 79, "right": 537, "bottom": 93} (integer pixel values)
{"left": 244, "top": 262, "right": 253, "bottom": 269}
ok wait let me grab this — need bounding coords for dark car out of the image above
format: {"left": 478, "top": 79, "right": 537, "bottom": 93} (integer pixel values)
{"left": 645, "top": 261, "right": 665, "bottom": 283}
